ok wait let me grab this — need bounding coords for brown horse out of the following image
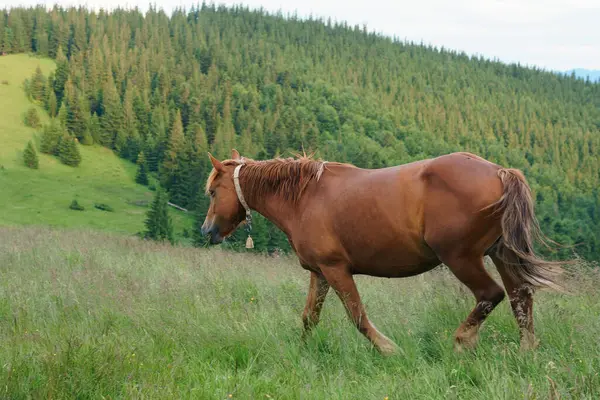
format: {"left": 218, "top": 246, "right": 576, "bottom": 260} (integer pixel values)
{"left": 201, "top": 149, "right": 568, "bottom": 355}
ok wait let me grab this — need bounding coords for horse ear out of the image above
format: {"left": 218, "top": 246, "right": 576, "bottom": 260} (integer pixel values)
{"left": 231, "top": 149, "right": 241, "bottom": 160}
{"left": 208, "top": 152, "right": 224, "bottom": 172}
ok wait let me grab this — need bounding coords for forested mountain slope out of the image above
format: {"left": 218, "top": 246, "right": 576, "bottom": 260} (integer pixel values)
{"left": 1, "top": 4, "right": 599, "bottom": 259}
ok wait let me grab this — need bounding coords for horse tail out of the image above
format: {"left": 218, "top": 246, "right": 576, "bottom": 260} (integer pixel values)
{"left": 488, "top": 168, "right": 569, "bottom": 292}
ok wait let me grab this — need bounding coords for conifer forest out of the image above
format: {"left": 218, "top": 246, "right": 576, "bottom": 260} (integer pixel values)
{"left": 2, "top": 4, "right": 599, "bottom": 260}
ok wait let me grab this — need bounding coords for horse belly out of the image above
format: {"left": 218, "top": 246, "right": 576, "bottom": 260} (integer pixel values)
{"left": 350, "top": 249, "right": 440, "bottom": 278}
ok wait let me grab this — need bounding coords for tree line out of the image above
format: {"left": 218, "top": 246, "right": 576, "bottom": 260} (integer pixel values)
{"left": 2, "top": 3, "right": 599, "bottom": 260}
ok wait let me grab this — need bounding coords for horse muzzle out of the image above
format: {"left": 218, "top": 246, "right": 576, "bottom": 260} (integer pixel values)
{"left": 201, "top": 223, "right": 223, "bottom": 245}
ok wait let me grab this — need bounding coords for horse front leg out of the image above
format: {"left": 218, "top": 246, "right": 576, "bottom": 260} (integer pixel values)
{"left": 321, "top": 265, "right": 398, "bottom": 356}
{"left": 301, "top": 271, "right": 330, "bottom": 340}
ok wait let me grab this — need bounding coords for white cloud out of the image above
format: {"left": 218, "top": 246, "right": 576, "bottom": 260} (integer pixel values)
{"left": 1, "top": 0, "right": 598, "bottom": 71}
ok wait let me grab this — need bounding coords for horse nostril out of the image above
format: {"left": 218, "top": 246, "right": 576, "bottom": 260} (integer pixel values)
{"left": 201, "top": 223, "right": 218, "bottom": 238}
{"left": 200, "top": 220, "right": 210, "bottom": 235}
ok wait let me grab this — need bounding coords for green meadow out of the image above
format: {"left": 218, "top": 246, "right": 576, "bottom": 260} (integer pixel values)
{"left": 0, "top": 226, "right": 598, "bottom": 399}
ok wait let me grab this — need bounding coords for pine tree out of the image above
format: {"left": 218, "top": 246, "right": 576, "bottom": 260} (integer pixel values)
{"left": 81, "top": 129, "right": 94, "bottom": 145}
{"left": 99, "top": 74, "right": 123, "bottom": 148}
{"left": 2, "top": 27, "right": 14, "bottom": 54}
{"left": 144, "top": 135, "right": 160, "bottom": 173}
{"left": 115, "top": 85, "right": 141, "bottom": 161}
{"left": 57, "top": 102, "right": 68, "bottom": 128}
{"left": 114, "top": 129, "right": 128, "bottom": 156}
{"left": 133, "top": 91, "right": 151, "bottom": 137}
{"left": 45, "top": 78, "right": 58, "bottom": 117}
{"left": 160, "top": 110, "right": 185, "bottom": 180}
{"left": 8, "top": 13, "right": 27, "bottom": 53}
{"left": 53, "top": 46, "right": 69, "bottom": 105}
{"left": 88, "top": 113, "right": 101, "bottom": 144}
{"left": 0, "top": 16, "right": 4, "bottom": 54}
{"left": 58, "top": 135, "right": 82, "bottom": 167}
{"left": 191, "top": 123, "right": 208, "bottom": 156}
{"left": 239, "top": 126, "right": 254, "bottom": 156}
{"left": 169, "top": 144, "right": 192, "bottom": 208}
{"left": 135, "top": 151, "right": 149, "bottom": 185}
{"left": 23, "top": 141, "right": 39, "bottom": 169}
{"left": 211, "top": 85, "right": 236, "bottom": 159}
{"left": 30, "top": 66, "right": 46, "bottom": 103}
{"left": 35, "top": 30, "right": 49, "bottom": 56}
{"left": 266, "top": 115, "right": 288, "bottom": 157}
{"left": 24, "top": 107, "right": 41, "bottom": 128}
{"left": 144, "top": 188, "right": 174, "bottom": 244}
{"left": 64, "top": 79, "right": 88, "bottom": 139}
{"left": 39, "top": 120, "right": 63, "bottom": 155}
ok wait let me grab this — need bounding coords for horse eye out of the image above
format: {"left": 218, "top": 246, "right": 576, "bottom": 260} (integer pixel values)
{"left": 209, "top": 190, "right": 215, "bottom": 197}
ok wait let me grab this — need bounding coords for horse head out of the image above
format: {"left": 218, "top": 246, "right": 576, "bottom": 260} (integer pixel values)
{"left": 201, "top": 149, "right": 248, "bottom": 244}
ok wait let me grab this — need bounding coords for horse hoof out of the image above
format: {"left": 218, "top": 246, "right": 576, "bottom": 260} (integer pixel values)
{"left": 520, "top": 333, "right": 540, "bottom": 351}
{"left": 453, "top": 336, "right": 478, "bottom": 353}
{"left": 453, "top": 342, "right": 473, "bottom": 353}
{"left": 453, "top": 326, "right": 479, "bottom": 353}
{"left": 377, "top": 341, "right": 399, "bottom": 356}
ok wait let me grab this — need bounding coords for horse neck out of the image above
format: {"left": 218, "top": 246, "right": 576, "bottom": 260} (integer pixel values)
{"left": 244, "top": 191, "right": 297, "bottom": 237}
{"left": 239, "top": 167, "right": 301, "bottom": 237}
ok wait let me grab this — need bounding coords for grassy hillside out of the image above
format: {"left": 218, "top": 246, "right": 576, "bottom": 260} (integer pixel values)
{"left": 0, "top": 54, "right": 191, "bottom": 237}
{"left": 0, "top": 226, "right": 598, "bottom": 398}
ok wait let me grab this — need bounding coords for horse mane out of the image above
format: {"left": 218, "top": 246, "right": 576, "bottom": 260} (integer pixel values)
{"left": 205, "top": 154, "right": 337, "bottom": 205}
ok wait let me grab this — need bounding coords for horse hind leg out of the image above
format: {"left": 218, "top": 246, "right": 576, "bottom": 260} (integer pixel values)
{"left": 441, "top": 254, "right": 506, "bottom": 351}
{"left": 490, "top": 253, "right": 539, "bottom": 351}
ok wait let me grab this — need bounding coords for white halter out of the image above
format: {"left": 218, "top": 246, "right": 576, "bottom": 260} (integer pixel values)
{"left": 233, "top": 162, "right": 254, "bottom": 249}
{"left": 233, "top": 163, "right": 251, "bottom": 220}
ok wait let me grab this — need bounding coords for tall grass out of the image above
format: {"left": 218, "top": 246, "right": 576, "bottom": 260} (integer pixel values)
{"left": 0, "top": 227, "right": 598, "bottom": 399}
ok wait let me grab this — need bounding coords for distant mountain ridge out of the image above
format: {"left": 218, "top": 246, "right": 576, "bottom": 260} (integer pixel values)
{"left": 567, "top": 68, "right": 600, "bottom": 82}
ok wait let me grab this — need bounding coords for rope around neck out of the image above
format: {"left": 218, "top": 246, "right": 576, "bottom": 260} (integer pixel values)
{"left": 233, "top": 164, "right": 251, "bottom": 216}
{"left": 233, "top": 163, "right": 254, "bottom": 249}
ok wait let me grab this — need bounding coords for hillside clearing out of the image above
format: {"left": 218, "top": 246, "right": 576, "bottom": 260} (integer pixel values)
{"left": 0, "top": 54, "right": 191, "bottom": 237}
{"left": 0, "top": 227, "right": 598, "bottom": 399}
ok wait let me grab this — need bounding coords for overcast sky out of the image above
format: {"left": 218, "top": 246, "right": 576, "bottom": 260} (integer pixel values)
{"left": 2, "top": 0, "right": 599, "bottom": 71}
